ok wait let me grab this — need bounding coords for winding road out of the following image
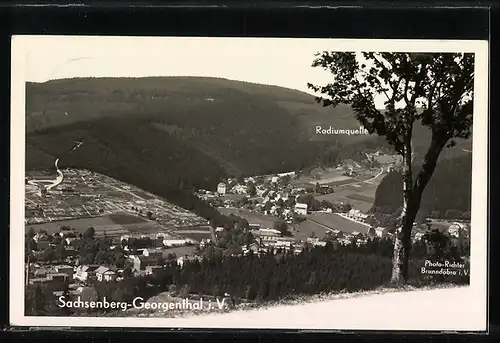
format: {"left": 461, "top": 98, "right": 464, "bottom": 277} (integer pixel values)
{"left": 46, "top": 158, "right": 64, "bottom": 191}
{"left": 28, "top": 158, "right": 64, "bottom": 193}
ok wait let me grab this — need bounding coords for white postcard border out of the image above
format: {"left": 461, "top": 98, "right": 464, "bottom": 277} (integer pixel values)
{"left": 9, "top": 36, "right": 489, "bottom": 331}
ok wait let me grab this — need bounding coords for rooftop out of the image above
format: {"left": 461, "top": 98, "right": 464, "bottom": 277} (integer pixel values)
{"left": 95, "top": 266, "right": 110, "bottom": 274}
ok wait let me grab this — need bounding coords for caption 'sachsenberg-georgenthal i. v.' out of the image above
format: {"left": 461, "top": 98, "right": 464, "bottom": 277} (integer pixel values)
{"left": 9, "top": 36, "right": 488, "bottom": 331}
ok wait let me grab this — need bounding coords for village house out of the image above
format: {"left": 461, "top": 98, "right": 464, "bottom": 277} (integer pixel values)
{"left": 347, "top": 209, "right": 368, "bottom": 220}
{"left": 232, "top": 184, "right": 248, "bottom": 194}
{"left": 256, "top": 187, "right": 266, "bottom": 197}
{"left": 217, "top": 182, "right": 227, "bottom": 195}
{"left": 177, "top": 255, "right": 203, "bottom": 268}
{"left": 65, "top": 246, "right": 76, "bottom": 257}
{"left": 142, "top": 248, "right": 163, "bottom": 258}
{"left": 162, "top": 238, "right": 193, "bottom": 247}
{"left": 448, "top": 222, "right": 468, "bottom": 239}
{"left": 375, "top": 227, "right": 388, "bottom": 238}
{"left": 249, "top": 223, "right": 261, "bottom": 230}
{"left": 328, "top": 229, "right": 343, "bottom": 238}
{"left": 95, "top": 266, "right": 117, "bottom": 282}
{"left": 293, "top": 246, "right": 304, "bottom": 255}
{"left": 65, "top": 237, "right": 77, "bottom": 246}
{"left": 199, "top": 238, "right": 213, "bottom": 249}
{"left": 30, "top": 272, "right": 69, "bottom": 291}
{"left": 254, "top": 228, "right": 281, "bottom": 236}
{"left": 54, "top": 265, "right": 74, "bottom": 282}
{"left": 131, "top": 255, "right": 157, "bottom": 271}
{"left": 33, "top": 232, "right": 50, "bottom": 250}
{"left": 258, "top": 234, "right": 295, "bottom": 247}
{"left": 145, "top": 265, "right": 163, "bottom": 276}
{"left": 295, "top": 203, "right": 308, "bottom": 216}
{"left": 338, "top": 238, "right": 352, "bottom": 246}
{"left": 276, "top": 191, "right": 288, "bottom": 201}
{"left": 48, "top": 272, "right": 71, "bottom": 284}
{"left": 247, "top": 242, "right": 260, "bottom": 253}
{"left": 75, "top": 264, "right": 99, "bottom": 282}
{"left": 312, "top": 241, "right": 327, "bottom": 247}
{"left": 413, "top": 232, "right": 426, "bottom": 243}
{"left": 33, "top": 268, "right": 47, "bottom": 278}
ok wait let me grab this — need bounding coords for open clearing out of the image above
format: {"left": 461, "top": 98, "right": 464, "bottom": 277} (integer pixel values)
{"left": 316, "top": 181, "right": 379, "bottom": 212}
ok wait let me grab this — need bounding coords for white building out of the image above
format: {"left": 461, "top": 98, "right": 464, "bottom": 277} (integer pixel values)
{"left": 232, "top": 184, "right": 248, "bottom": 194}
{"left": 142, "top": 248, "right": 163, "bottom": 257}
{"left": 295, "top": 203, "right": 308, "bottom": 215}
{"left": 74, "top": 265, "right": 99, "bottom": 282}
{"left": 448, "top": 222, "right": 468, "bottom": 238}
{"left": 217, "top": 182, "right": 227, "bottom": 195}
{"left": 95, "top": 266, "right": 117, "bottom": 282}
{"left": 413, "top": 232, "right": 426, "bottom": 242}
{"left": 375, "top": 227, "right": 388, "bottom": 238}
{"left": 162, "top": 238, "right": 192, "bottom": 247}
{"left": 257, "top": 228, "right": 281, "bottom": 235}
{"left": 65, "top": 237, "right": 77, "bottom": 246}
{"left": 347, "top": 209, "right": 368, "bottom": 220}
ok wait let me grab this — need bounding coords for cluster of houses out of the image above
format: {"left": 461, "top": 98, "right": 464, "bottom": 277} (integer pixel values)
{"left": 30, "top": 230, "right": 77, "bottom": 258}
{"left": 29, "top": 227, "right": 196, "bottom": 258}
{"left": 345, "top": 209, "right": 369, "bottom": 221}
{"left": 197, "top": 174, "right": 320, "bottom": 225}
{"left": 27, "top": 243, "right": 202, "bottom": 298}
{"left": 410, "top": 221, "right": 471, "bottom": 244}
{"left": 200, "top": 222, "right": 392, "bottom": 258}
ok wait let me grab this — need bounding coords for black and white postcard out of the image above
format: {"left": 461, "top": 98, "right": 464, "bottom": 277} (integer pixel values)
{"left": 9, "top": 36, "right": 489, "bottom": 331}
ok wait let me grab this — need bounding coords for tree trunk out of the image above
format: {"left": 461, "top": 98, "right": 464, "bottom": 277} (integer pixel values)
{"left": 390, "top": 134, "right": 447, "bottom": 285}
{"left": 391, "top": 135, "right": 415, "bottom": 285}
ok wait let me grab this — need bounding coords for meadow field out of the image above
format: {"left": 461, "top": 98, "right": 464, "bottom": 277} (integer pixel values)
{"left": 315, "top": 179, "right": 379, "bottom": 212}
{"left": 291, "top": 220, "right": 333, "bottom": 240}
{"left": 306, "top": 212, "right": 369, "bottom": 233}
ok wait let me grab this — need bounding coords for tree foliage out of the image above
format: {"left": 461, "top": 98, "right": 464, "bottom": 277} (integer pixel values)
{"left": 308, "top": 52, "right": 474, "bottom": 153}
{"left": 308, "top": 52, "right": 474, "bottom": 284}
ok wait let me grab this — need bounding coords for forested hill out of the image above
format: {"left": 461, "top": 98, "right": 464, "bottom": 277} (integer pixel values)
{"left": 26, "top": 77, "right": 373, "bottom": 175}
{"left": 26, "top": 77, "right": 472, "bottom": 220}
{"left": 372, "top": 153, "right": 473, "bottom": 217}
{"left": 25, "top": 77, "right": 368, "bottom": 221}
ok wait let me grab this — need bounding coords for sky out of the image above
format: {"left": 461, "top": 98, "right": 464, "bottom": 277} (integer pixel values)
{"left": 25, "top": 37, "right": 335, "bottom": 95}
{"left": 22, "top": 36, "right": 390, "bottom": 104}
{"left": 19, "top": 36, "right": 483, "bottom": 109}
